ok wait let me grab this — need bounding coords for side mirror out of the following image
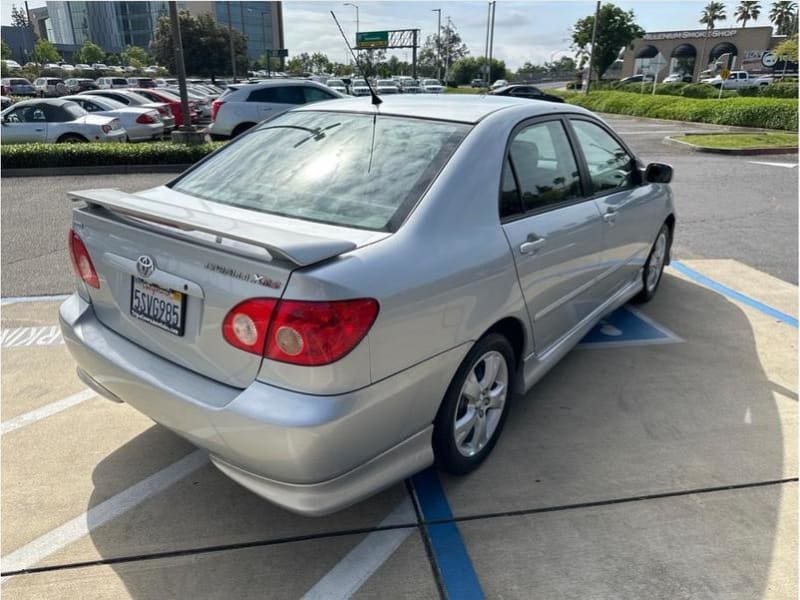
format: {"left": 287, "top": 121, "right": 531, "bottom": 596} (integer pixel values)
{"left": 1, "top": 116, "right": 6, "bottom": 125}
{"left": 644, "top": 162, "right": 673, "bottom": 184}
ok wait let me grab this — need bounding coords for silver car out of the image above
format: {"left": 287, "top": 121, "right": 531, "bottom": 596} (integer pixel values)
{"left": 63, "top": 94, "right": 164, "bottom": 141}
{"left": 60, "top": 96, "right": 675, "bottom": 515}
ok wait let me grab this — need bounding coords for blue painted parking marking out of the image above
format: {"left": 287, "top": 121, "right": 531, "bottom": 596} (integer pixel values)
{"left": 671, "top": 261, "right": 798, "bottom": 328}
{"left": 578, "top": 306, "right": 683, "bottom": 349}
{"left": 411, "top": 468, "right": 484, "bottom": 600}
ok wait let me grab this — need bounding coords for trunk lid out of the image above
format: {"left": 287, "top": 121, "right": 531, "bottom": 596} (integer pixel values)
{"left": 70, "top": 186, "right": 386, "bottom": 388}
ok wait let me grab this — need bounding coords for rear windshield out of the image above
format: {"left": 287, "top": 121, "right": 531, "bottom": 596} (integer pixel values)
{"left": 172, "top": 111, "right": 470, "bottom": 231}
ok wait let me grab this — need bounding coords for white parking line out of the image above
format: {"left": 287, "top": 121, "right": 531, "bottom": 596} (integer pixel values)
{"left": 747, "top": 161, "right": 798, "bottom": 169}
{"left": 301, "top": 499, "right": 417, "bottom": 600}
{"left": 1, "top": 450, "right": 207, "bottom": 577}
{"left": 1, "top": 325, "right": 63, "bottom": 348}
{"left": 1, "top": 390, "right": 96, "bottom": 435}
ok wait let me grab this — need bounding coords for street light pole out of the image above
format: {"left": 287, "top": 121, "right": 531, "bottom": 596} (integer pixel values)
{"left": 168, "top": 1, "right": 191, "bottom": 132}
{"left": 226, "top": 1, "right": 236, "bottom": 82}
{"left": 432, "top": 8, "right": 441, "bottom": 80}
{"left": 487, "top": 1, "right": 496, "bottom": 84}
{"left": 586, "top": 0, "right": 600, "bottom": 93}
{"left": 343, "top": 3, "right": 359, "bottom": 44}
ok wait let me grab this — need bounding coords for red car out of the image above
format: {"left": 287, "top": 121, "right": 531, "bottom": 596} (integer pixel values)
{"left": 127, "top": 88, "right": 198, "bottom": 127}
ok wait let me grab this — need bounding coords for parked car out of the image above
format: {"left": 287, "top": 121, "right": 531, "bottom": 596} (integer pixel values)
{"left": 706, "top": 70, "right": 774, "bottom": 89}
{"left": 163, "top": 86, "right": 213, "bottom": 118}
{"left": 488, "top": 84, "right": 564, "bottom": 103}
{"left": 128, "top": 87, "right": 197, "bottom": 126}
{"left": 491, "top": 79, "right": 509, "bottom": 89}
{"left": 64, "top": 78, "right": 99, "bottom": 93}
{"left": 60, "top": 63, "right": 76, "bottom": 72}
{"left": 91, "top": 63, "right": 108, "bottom": 71}
{"left": 1, "top": 98, "right": 125, "bottom": 144}
{"left": 44, "top": 63, "right": 62, "bottom": 71}
{"left": 59, "top": 95, "right": 675, "bottom": 515}
{"left": 63, "top": 94, "right": 164, "bottom": 142}
{"left": 619, "top": 74, "right": 654, "bottom": 84}
{"left": 2, "top": 59, "right": 21, "bottom": 70}
{"left": 127, "top": 77, "right": 157, "bottom": 88}
{"left": 33, "top": 77, "right": 66, "bottom": 97}
{"left": 1, "top": 77, "right": 36, "bottom": 96}
{"left": 471, "top": 78, "right": 487, "bottom": 87}
{"left": 96, "top": 77, "right": 130, "bottom": 89}
{"left": 326, "top": 78, "right": 348, "bottom": 94}
{"left": 79, "top": 89, "right": 176, "bottom": 131}
{"left": 663, "top": 72, "right": 693, "bottom": 83}
{"left": 399, "top": 79, "right": 421, "bottom": 94}
{"left": 108, "top": 65, "right": 125, "bottom": 73}
{"left": 420, "top": 79, "right": 444, "bottom": 94}
{"left": 208, "top": 80, "right": 342, "bottom": 139}
{"left": 75, "top": 63, "right": 92, "bottom": 71}
{"left": 376, "top": 79, "right": 400, "bottom": 94}
{"left": 350, "top": 80, "right": 371, "bottom": 96}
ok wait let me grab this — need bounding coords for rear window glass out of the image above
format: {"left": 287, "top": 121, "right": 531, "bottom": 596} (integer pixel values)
{"left": 172, "top": 111, "right": 470, "bottom": 231}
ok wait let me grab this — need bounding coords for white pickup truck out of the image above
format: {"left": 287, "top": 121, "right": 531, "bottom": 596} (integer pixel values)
{"left": 705, "top": 70, "right": 773, "bottom": 89}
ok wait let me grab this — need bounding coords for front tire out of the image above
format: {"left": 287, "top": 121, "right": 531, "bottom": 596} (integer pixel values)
{"left": 633, "top": 223, "right": 670, "bottom": 303}
{"left": 433, "top": 333, "right": 515, "bottom": 475}
{"left": 57, "top": 133, "right": 88, "bottom": 144}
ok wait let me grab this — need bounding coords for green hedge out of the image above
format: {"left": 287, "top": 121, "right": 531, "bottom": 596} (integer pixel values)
{"left": 2, "top": 141, "right": 226, "bottom": 169}
{"left": 563, "top": 91, "right": 798, "bottom": 130}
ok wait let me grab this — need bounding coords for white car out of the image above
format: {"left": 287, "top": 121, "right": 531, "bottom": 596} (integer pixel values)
{"left": 44, "top": 63, "right": 62, "bottom": 70}
{"left": 91, "top": 63, "right": 109, "bottom": 71}
{"left": 33, "top": 77, "right": 66, "bottom": 97}
{"left": 2, "top": 59, "right": 21, "bottom": 70}
{"left": 60, "top": 64, "right": 75, "bottom": 72}
{"left": 326, "top": 79, "right": 348, "bottom": 94}
{"left": 80, "top": 89, "right": 177, "bottom": 131}
{"left": 420, "top": 79, "right": 444, "bottom": 94}
{"left": 208, "top": 80, "right": 342, "bottom": 139}
{"left": 491, "top": 79, "right": 508, "bottom": 89}
{"left": 75, "top": 63, "right": 91, "bottom": 71}
{"left": 0, "top": 98, "right": 125, "bottom": 144}
{"left": 108, "top": 66, "right": 125, "bottom": 73}
{"left": 663, "top": 73, "right": 693, "bottom": 83}
{"left": 350, "top": 80, "right": 371, "bottom": 96}
{"left": 376, "top": 79, "right": 400, "bottom": 94}
{"left": 96, "top": 77, "right": 130, "bottom": 89}
{"left": 62, "top": 94, "right": 164, "bottom": 141}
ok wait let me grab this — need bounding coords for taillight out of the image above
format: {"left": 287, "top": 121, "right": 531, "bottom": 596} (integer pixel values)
{"left": 222, "top": 298, "right": 277, "bottom": 354}
{"left": 211, "top": 100, "right": 224, "bottom": 121}
{"left": 222, "top": 298, "right": 379, "bottom": 365}
{"left": 101, "top": 124, "right": 111, "bottom": 133}
{"left": 266, "top": 299, "right": 379, "bottom": 366}
{"left": 68, "top": 229, "right": 100, "bottom": 289}
{"left": 136, "top": 112, "right": 156, "bottom": 124}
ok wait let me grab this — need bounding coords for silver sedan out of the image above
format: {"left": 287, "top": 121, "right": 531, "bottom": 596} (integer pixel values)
{"left": 62, "top": 94, "right": 164, "bottom": 141}
{"left": 60, "top": 95, "right": 675, "bottom": 515}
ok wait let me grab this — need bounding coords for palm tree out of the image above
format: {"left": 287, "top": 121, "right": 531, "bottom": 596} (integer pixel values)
{"left": 735, "top": 1, "right": 762, "bottom": 26}
{"left": 769, "top": 1, "right": 798, "bottom": 35}
{"left": 698, "top": 2, "right": 727, "bottom": 77}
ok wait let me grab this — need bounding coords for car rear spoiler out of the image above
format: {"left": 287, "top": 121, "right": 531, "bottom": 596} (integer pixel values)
{"left": 69, "top": 188, "right": 357, "bottom": 267}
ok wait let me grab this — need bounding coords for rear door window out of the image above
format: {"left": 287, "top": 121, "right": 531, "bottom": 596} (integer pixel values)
{"left": 247, "top": 86, "right": 305, "bottom": 104}
{"left": 304, "top": 86, "right": 337, "bottom": 103}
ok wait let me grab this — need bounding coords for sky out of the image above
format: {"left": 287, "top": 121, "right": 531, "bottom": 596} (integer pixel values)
{"left": 1, "top": 1, "right": 779, "bottom": 69}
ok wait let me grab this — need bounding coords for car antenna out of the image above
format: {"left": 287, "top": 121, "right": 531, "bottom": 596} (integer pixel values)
{"left": 330, "top": 11, "right": 382, "bottom": 106}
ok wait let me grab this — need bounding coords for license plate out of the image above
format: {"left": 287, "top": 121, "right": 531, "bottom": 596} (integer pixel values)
{"left": 130, "top": 277, "right": 185, "bottom": 336}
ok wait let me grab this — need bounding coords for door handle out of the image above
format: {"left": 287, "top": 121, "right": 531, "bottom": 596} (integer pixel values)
{"left": 35, "top": 128, "right": 44, "bottom": 132}
{"left": 602, "top": 210, "right": 618, "bottom": 223}
{"left": 519, "top": 237, "right": 546, "bottom": 255}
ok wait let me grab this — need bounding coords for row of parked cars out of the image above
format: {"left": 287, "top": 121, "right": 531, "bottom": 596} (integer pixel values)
{"left": 325, "top": 76, "right": 445, "bottom": 95}
{"left": 1, "top": 80, "right": 227, "bottom": 144}
{"left": 2, "top": 59, "right": 163, "bottom": 74}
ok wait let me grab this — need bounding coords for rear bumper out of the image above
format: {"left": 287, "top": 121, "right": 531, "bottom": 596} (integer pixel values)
{"left": 59, "top": 294, "right": 452, "bottom": 515}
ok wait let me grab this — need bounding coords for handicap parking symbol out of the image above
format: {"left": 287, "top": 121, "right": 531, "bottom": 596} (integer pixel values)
{"left": 579, "top": 306, "right": 683, "bottom": 349}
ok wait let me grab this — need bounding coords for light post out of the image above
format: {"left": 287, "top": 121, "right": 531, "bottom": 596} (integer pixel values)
{"left": 247, "top": 8, "right": 271, "bottom": 78}
{"left": 432, "top": 8, "right": 441, "bottom": 80}
{"left": 343, "top": 2, "right": 359, "bottom": 44}
{"left": 226, "top": 2, "right": 236, "bottom": 82}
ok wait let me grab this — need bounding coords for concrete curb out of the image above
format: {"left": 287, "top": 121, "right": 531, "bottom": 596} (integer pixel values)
{"left": 593, "top": 111, "right": 787, "bottom": 134}
{"left": 2, "top": 164, "right": 192, "bottom": 178}
{"left": 663, "top": 135, "right": 799, "bottom": 155}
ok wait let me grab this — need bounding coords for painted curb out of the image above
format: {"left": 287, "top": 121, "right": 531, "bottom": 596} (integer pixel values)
{"left": 663, "top": 136, "right": 799, "bottom": 155}
{"left": 2, "top": 164, "right": 192, "bottom": 177}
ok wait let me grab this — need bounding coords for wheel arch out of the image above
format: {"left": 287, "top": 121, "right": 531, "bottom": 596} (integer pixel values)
{"left": 482, "top": 316, "right": 528, "bottom": 394}
{"left": 664, "top": 213, "right": 676, "bottom": 264}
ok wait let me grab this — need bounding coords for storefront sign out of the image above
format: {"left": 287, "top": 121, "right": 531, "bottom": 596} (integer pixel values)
{"left": 644, "top": 30, "right": 738, "bottom": 41}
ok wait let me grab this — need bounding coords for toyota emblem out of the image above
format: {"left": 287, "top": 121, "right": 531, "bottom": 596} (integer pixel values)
{"left": 136, "top": 255, "right": 156, "bottom": 278}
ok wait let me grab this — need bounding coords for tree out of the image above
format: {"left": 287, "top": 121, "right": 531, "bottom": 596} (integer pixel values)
{"left": 450, "top": 56, "right": 508, "bottom": 85}
{"left": 418, "top": 23, "right": 469, "bottom": 78}
{"left": 122, "top": 45, "right": 150, "bottom": 66}
{"left": 774, "top": 33, "right": 799, "bottom": 61}
{"left": 309, "top": 52, "right": 331, "bottom": 73}
{"left": 572, "top": 4, "right": 644, "bottom": 81}
{"left": 770, "top": 1, "right": 798, "bottom": 35}
{"left": 31, "top": 39, "right": 61, "bottom": 64}
{"left": 1, "top": 40, "right": 11, "bottom": 60}
{"left": 698, "top": 2, "right": 727, "bottom": 72}
{"left": 10, "top": 4, "right": 29, "bottom": 27}
{"left": 75, "top": 41, "right": 105, "bottom": 65}
{"left": 150, "top": 11, "right": 248, "bottom": 77}
{"left": 735, "top": 1, "right": 762, "bottom": 26}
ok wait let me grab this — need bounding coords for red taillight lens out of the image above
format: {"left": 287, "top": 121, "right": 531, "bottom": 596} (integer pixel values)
{"left": 266, "top": 299, "right": 379, "bottom": 366}
{"left": 211, "top": 100, "right": 224, "bottom": 121}
{"left": 136, "top": 112, "right": 156, "bottom": 124}
{"left": 68, "top": 229, "right": 100, "bottom": 289}
{"left": 222, "top": 298, "right": 277, "bottom": 354}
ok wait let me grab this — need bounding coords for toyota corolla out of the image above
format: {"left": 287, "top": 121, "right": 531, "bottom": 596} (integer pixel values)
{"left": 60, "top": 95, "right": 675, "bottom": 515}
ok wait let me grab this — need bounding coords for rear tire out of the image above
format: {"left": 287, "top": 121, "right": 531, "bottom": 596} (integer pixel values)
{"left": 633, "top": 223, "right": 670, "bottom": 304}
{"left": 433, "top": 333, "right": 515, "bottom": 475}
{"left": 57, "top": 133, "right": 88, "bottom": 144}
{"left": 231, "top": 122, "right": 255, "bottom": 138}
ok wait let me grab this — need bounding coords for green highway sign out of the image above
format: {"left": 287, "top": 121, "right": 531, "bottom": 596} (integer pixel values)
{"left": 356, "top": 31, "right": 389, "bottom": 49}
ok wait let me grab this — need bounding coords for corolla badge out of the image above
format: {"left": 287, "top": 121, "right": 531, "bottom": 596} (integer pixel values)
{"left": 136, "top": 255, "right": 156, "bottom": 278}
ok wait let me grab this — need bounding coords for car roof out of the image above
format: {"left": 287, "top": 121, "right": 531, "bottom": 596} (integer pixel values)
{"left": 4, "top": 98, "right": 75, "bottom": 109}
{"left": 291, "top": 94, "right": 582, "bottom": 124}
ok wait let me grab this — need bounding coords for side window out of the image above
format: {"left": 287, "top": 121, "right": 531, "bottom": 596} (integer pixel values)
{"left": 5, "top": 108, "right": 24, "bottom": 123}
{"left": 82, "top": 101, "right": 101, "bottom": 112}
{"left": 248, "top": 86, "right": 305, "bottom": 104}
{"left": 500, "top": 157, "right": 522, "bottom": 219}
{"left": 509, "top": 120, "right": 582, "bottom": 212}
{"left": 304, "top": 86, "right": 336, "bottom": 103}
{"left": 571, "top": 119, "right": 635, "bottom": 193}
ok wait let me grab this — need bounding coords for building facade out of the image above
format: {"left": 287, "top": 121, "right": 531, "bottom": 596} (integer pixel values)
{"left": 622, "top": 26, "right": 785, "bottom": 80}
{"left": 43, "top": 1, "right": 283, "bottom": 64}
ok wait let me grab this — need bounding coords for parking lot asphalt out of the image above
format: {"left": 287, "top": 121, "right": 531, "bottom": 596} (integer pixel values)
{"left": 1, "top": 114, "right": 798, "bottom": 598}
